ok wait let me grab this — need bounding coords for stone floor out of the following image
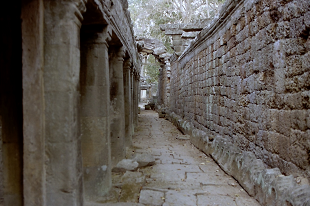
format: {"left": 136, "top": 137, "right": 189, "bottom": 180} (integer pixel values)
{"left": 87, "top": 109, "right": 261, "bottom": 206}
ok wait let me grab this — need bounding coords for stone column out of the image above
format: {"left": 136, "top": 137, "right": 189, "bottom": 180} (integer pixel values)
{"left": 132, "top": 73, "right": 136, "bottom": 128}
{"left": 165, "top": 59, "right": 171, "bottom": 106}
{"left": 157, "top": 64, "right": 167, "bottom": 106}
{"left": 110, "top": 47, "right": 126, "bottom": 166}
{"left": 43, "top": 1, "right": 85, "bottom": 205}
{"left": 21, "top": 0, "right": 46, "bottom": 205}
{"left": 123, "top": 59, "right": 133, "bottom": 147}
{"left": 133, "top": 73, "right": 139, "bottom": 126}
{"left": 80, "top": 26, "right": 112, "bottom": 200}
{"left": 130, "top": 70, "right": 135, "bottom": 133}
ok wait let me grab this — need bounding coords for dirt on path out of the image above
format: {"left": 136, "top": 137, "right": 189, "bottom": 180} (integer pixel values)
{"left": 87, "top": 109, "right": 260, "bottom": 206}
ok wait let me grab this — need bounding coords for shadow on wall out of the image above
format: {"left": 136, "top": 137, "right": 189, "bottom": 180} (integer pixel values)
{"left": 0, "top": 1, "right": 23, "bottom": 205}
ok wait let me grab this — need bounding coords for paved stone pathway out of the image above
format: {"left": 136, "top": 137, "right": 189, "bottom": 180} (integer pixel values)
{"left": 89, "top": 109, "right": 261, "bottom": 206}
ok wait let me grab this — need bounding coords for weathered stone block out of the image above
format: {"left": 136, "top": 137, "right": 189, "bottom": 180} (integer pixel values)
{"left": 275, "top": 21, "right": 290, "bottom": 39}
{"left": 132, "top": 153, "right": 155, "bottom": 168}
{"left": 290, "top": 16, "right": 307, "bottom": 38}
{"left": 281, "top": 1, "right": 304, "bottom": 21}
{"left": 301, "top": 51, "right": 310, "bottom": 71}
{"left": 112, "top": 159, "right": 139, "bottom": 173}
{"left": 258, "top": 11, "right": 272, "bottom": 30}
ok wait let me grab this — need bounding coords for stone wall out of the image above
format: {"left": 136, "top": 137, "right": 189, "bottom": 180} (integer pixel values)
{"left": 169, "top": 0, "right": 310, "bottom": 182}
{"left": 0, "top": 0, "right": 141, "bottom": 205}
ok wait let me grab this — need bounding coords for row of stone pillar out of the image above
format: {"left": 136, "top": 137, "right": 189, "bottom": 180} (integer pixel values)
{"left": 45, "top": 17, "right": 140, "bottom": 203}
{"left": 0, "top": 1, "right": 141, "bottom": 206}
{"left": 78, "top": 27, "right": 141, "bottom": 201}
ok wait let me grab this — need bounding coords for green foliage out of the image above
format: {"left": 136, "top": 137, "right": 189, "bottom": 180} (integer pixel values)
{"left": 128, "top": 0, "right": 225, "bottom": 41}
{"left": 128, "top": 0, "right": 225, "bottom": 81}
{"left": 144, "top": 55, "right": 161, "bottom": 84}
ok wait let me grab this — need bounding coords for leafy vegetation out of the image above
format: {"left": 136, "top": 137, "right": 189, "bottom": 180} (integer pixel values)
{"left": 128, "top": 0, "right": 224, "bottom": 39}
{"left": 144, "top": 55, "right": 161, "bottom": 84}
{"left": 128, "top": 0, "right": 225, "bottom": 83}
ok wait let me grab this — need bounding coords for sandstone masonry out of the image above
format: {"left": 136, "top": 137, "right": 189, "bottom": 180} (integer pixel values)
{"left": 0, "top": 0, "right": 141, "bottom": 205}
{"left": 166, "top": 0, "right": 310, "bottom": 205}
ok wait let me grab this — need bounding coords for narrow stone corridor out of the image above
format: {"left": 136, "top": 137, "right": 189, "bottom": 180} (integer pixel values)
{"left": 91, "top": 109, "right": 261, "bottom": 206}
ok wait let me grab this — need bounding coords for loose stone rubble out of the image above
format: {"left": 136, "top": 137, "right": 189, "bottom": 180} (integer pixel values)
{"left": 112, "top": 153, "right": 155, "bottom": 172}
{"left": 132, "top": 153, "right": 156, "bottom": 167}
{"left": 112, "top": 159, "right": 139, "bottom": 173}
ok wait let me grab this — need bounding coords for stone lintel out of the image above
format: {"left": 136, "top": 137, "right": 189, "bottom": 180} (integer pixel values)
{"left": 165, "top": 30, "right": 183, "bottom": 35}
{"left": 160, "top": 23, "right": 207, "bottom": 32}
{"left": 181, "top": 31, "right": 200, "bottom": 39}
{"left": 182, "top": 25, "right": 205, "bottom": 32}
{"left": 160, "top": 23, "right": 185, "bottom": 31}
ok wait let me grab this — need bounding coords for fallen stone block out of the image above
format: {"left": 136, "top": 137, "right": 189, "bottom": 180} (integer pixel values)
{"left": 176, "top": 134, "right": 190, "bottom": 140}
{"left": 145, "top": 105, "right": 151, "bottom": 110}
{"left": 132, "top": 153, "right": 155, "bottom": 168}
{"left": 112, "top": 159, "right": 139, "bottom": 172}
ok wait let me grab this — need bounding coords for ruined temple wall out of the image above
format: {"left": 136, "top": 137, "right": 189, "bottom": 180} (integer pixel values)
{"left": 101, "top": 0, "right": 141, "bottom": 71}
{"left": 0, "top": 0, "right": 142, "bottom": 205}
{"left": 170, "top": 0, "right": 310, "bottom": 179}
